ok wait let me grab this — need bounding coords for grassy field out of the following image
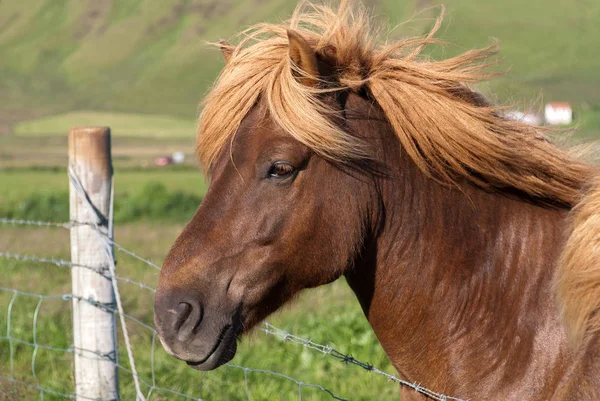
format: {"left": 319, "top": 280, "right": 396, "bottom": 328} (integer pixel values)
{"left": 0, "top": 135, "right": 196, "bottom": 169}
{"left": 14, "top": 111, "right": 196, "bottom": 138}
{"left": 0, "top": 169, "right": 206, "bottom": 202}
{"left": 0, "top": 223, "right": 398, "bottom": 401}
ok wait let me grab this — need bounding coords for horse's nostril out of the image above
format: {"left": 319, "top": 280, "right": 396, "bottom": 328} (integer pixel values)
{"left": 174, "top": 302, "right": 193, "bottom": 331}
{"left": 174, "top": 300, "right": 203, "bottom": 342}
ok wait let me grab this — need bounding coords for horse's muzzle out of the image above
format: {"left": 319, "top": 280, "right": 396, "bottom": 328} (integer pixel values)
{"left": 154, "top": 290, "right": 241, "bottom": 371}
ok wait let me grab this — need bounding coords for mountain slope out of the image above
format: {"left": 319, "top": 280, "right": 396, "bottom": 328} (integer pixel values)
{"left": 1, "top": 0, "right": 599, "bottom": 134}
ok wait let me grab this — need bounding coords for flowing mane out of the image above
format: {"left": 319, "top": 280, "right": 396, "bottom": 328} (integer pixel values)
{"left": 195, "top": 0, "right": 600, "bottom": 351}
{"left": 197, "top": 0, "right": 594, "bottom": 207}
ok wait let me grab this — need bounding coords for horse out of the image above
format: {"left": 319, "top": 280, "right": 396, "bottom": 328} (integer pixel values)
{"left": 154, "top": 1, "right": 600, "bottom": 399}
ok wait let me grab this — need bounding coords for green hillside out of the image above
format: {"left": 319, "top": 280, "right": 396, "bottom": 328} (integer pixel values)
{"left": 1, "top": 0, "right": 599, "bottom": 136}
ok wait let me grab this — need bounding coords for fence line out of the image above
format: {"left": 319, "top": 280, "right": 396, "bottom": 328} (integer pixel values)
{"left": 0, "top": 218, "right": 347, "bottom": 401}
{"left": 0, "top": 217, "right": 161, "bottom": 271}
{"left": 1, "top": 216, "right": 466, "bottom": 401}
{"left": 0, "top": 252, "right": 155, "bottom": 292}
{"left": 0, "top": 262, "right": 344, "bottom": 401}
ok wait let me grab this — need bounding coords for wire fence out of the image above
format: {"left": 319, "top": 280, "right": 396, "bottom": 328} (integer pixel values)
{"left": 0, "top": 215, "right": 465, "bottom": 401}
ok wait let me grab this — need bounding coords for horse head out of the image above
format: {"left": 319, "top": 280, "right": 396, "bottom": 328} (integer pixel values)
{"left": 154, "top": 30, "right": 382, "bottom": 370}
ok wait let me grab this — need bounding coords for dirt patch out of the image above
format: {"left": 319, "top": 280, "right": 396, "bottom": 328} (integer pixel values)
{"left": 0, "top": 378, "right": 37, "bottom": 401}
{"left": 0, "top": 124, "right": 12, "bottom": 136}
{"left": 0, "top": 12, "right": 21, "bottom": 36}
{"left": 0, "top": 109, "right": 49, "bottom": 136}
{"left": 147, "top": 1, "right": 233, "bottom": 36}
{"left": 188, "top": 1, "right": 232, "bottom": 20}
{"left": 73, "top": 0, "right": 113, "bottom": 39}
{"left": 416, "top": 0, "right": 433, "bottom": 10}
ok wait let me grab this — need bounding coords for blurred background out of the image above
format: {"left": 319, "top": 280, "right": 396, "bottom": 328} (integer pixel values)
{"left": 1, "top": 0, "right": 599, "bottom": 400}
{"left": 1, "top": 0, "right": 600, "bottom": 205}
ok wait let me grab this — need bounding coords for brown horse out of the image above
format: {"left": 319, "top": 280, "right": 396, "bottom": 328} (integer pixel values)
{"left": 154, "top": 2, "right": 600, "bottom": 399}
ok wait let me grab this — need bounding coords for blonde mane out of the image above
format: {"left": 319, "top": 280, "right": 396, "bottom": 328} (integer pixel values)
{"left": 198, "top": 0, "right": 600, "bottom": 352}
{"left": 198, "top": 0, "right": 594, "bottom": 206}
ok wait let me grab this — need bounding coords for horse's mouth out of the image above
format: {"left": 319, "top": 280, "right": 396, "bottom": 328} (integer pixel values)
{"left": 185, "top": 322, "right": 240, "bottom": 371}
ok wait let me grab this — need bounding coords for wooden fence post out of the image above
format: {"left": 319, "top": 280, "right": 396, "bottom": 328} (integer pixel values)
{"left": 69, "top": 126, "right": 119, "bottom": 400}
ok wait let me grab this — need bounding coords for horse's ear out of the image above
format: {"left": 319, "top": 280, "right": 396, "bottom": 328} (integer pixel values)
{"left": 287, "top": 29, "right": 319, "bottom": 87}
{"left": 218, "top": 40, "right": 233, "bottom": 64}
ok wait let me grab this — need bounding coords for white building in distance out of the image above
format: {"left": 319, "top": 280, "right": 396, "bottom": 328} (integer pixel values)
{"left": 544, "top": 103, "right": 573, "bottom": 125}
{"left": 505, "top": 110, "right": 542, "bottom": 126}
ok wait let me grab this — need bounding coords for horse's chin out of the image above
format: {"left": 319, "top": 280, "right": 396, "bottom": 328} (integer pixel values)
{"left": 184, "top": 323, "right": 239, "bottom": 371}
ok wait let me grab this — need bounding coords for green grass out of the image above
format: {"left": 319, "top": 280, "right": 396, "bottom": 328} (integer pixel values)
{"left": 0, "top": 169, "right": 209, "bottom": 224}
{"left": 577, "top": 107, "right": 600, "bottom": 141}
{"left": 0, "top": 0, "right": 298, "bottom": 119}
{"left": 14, "top": 111, "right": 196, "bottom": 138}
{"left": 0, "top": 169, "right": 207, "bottom": 202}
{"left": 0, "top": 182, "right": 204, "bottom": 224}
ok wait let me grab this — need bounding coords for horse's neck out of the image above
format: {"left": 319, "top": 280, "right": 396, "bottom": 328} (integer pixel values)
{"left": 345, "top": 151, "right": 572, "bottom": 398}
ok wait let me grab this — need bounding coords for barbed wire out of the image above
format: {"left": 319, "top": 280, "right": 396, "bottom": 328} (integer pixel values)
{"left": 261, "top": 323, "right": 466, "bottom": 401}
{"left": 0, "top": 287, "right": 345, "bottom": 401}
{"left": 226, "top": 364, "right": 348, "bottom": 401}
{"left": 1, "top": 215, "right": 466, "bottom": 401}
{"left": 0, "top": 290, "right": 203, "bottom": 401}
{"left": 0, "top": 252, "right": 156, "bottom": 292}
{"left": 0, "top": 217, "right": 162, "bottom": 270}
{"left": 0, "top": 218, "right": 82, "bottom": 229}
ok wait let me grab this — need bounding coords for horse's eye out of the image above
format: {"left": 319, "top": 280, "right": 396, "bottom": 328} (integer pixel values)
{"left": 268, "top": 162, "right": 295, "bottom": 178}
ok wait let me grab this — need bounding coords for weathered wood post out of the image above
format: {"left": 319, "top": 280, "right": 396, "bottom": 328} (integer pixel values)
{"left": 69, "top": 126, "right": 119, "bottom": 400}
